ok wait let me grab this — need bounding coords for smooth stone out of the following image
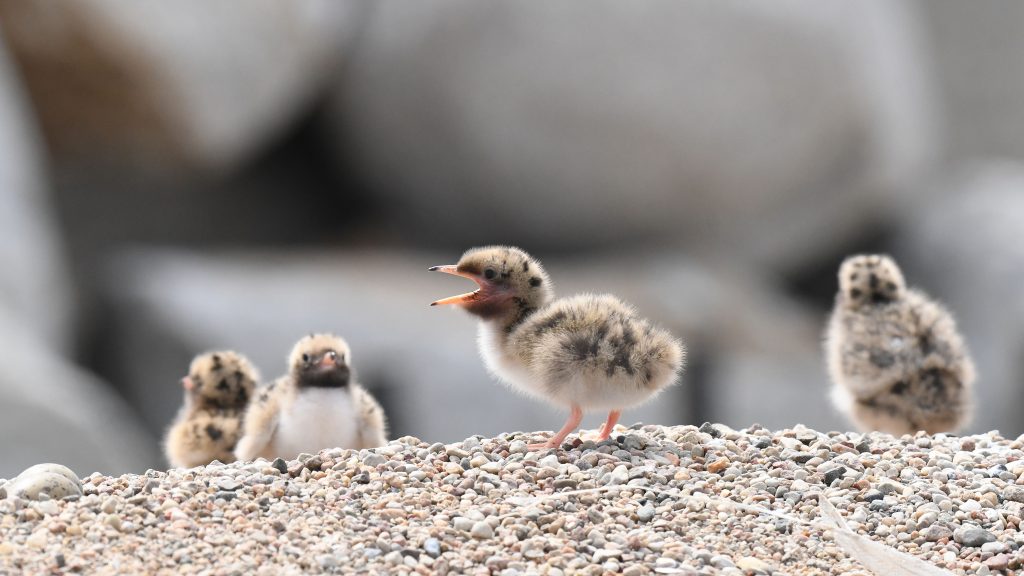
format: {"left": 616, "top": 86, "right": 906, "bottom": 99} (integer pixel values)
{"left": 1003, "top": 486, "right": 1024, "bottom": 503}
{"left": 423, "top": 538, "right": 441, "bottom": 558}
{"left": 16, "top": 464, "right": 79, "bottom": 485}
{"left": 362, "top": 453, "right": 387, "bottom": 467}
{"left": 5, "top": 472, "right": 82, "bottom": 501}
{"left": 470, "top": 520, "right": 494, "bottom": 539}
{"left": 711, "top": 555, "right": 735, "bottom": 569}
{"left": 961, "top": 499, "right": 982, "bottom": 512}
{"left": 956, "top": 527, "right": 996, "bottom": 547}
{"left": 32, "top": 500, "right": 58, "bottom": 516}
{"left": 637, "top": 504, "right": 656, "bottom": 523}
{"left": 736, "top": 557, "right": 772, "bottom": 573}
{"left": 606, "top": 465, "right": 629, "bottom": 486}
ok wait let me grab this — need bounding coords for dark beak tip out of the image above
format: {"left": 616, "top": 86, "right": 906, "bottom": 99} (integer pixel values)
{"left": 430, "top": 302, "right": 438, "bottom": 307}
{"left": 428, "top": 266, "right": 440, "bottom": 272}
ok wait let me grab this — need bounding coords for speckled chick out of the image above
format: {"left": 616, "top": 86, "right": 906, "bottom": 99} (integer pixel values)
{"left": 164, "top": 351, "right": 258, "bottom": 468}
{"left": 234, "top": 334, "right": 388, "bottom": 461}
{"left": 430, "top": 246, "right": 685, "bottom": 449}
{"left": 825, "top": 254, "right": 975, "bottom": 435}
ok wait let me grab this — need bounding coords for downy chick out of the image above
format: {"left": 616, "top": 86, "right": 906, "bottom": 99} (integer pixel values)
{"left": 825, "top": 254, "right": 975, "bottom": 435}
{"left": 164, "top": 351, "right": 258, "bottom": 468}
{"left": 430, "top": 246, "right": 685, "bottom": 449}
{"left": 234, "top": 334, "right": 388, "bottom": 461}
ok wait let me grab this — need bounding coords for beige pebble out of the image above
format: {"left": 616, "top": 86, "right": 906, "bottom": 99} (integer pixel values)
{"left": 707, "top": 458, "right": 731, "bottom": 474}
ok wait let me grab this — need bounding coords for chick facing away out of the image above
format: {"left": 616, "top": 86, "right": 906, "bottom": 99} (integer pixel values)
{"left": 164, "top": 351, "right": 259, "bottom": 468}
{"left": 825, "top": 254, "right": 975, "bottom": 435}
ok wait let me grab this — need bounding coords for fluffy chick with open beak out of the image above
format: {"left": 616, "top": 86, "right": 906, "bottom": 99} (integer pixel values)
{"left": 164, "top": 351, "right": 258, "bottom": 468}
{"left": 234, "top": 334, "right": 387, "bottom": 461}
{"left": 431, "top": 246, "right": 685, "bottom": 449}
{"left": 825, "top": 254, "right": 975, "bottom": 435}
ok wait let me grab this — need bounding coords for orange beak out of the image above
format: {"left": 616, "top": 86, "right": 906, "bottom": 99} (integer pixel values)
{"left": 429, "top": 265, "right": 485, "bottom": 306}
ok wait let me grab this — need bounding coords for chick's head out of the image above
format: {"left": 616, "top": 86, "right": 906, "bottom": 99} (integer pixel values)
{"left": 183, "top": 351, "right": 258, "bottom": 410}
{"left": 288, "top": 333, "right": 353, "bottom": 390}
{"left": 838, "top": 254, "right": 905, "bottom": 307}
{"left": 430, "top": 245, "right": 553, "bottom": 320}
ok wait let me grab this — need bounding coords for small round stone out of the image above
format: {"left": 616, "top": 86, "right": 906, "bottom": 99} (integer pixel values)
{"left": 423, "top": 538, "right": 441, "bottom": 558}
{"left": 469, "top": 521, "right": 493, "bottom": 540}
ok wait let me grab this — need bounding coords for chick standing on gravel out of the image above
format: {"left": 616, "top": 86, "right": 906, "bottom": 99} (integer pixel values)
{"left": 234, "top": 334, "right": 388, "bottom": 461}
{"left": 430, "top": 246, "right": 685, "bottom": 449}
{"left": 825, "top": 254, "right": 975, "bottom": 435}
{"left": 164, "top": 351, "right": 259, "bottom": 468}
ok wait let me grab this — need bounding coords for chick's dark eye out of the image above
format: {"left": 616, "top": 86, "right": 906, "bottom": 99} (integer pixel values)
{"left": 326, "top": 351, "right": 337, "bottom": 360}
{"left": 484, "top": 269, "right": 496, "bottom": 280}
{"left": 301, "top": 353, "right": 310, "bottom": 363}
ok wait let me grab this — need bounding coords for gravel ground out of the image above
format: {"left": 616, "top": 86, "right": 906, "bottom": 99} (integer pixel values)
{"left": 2, "top": 423, "right": 1024, "bottom": 575}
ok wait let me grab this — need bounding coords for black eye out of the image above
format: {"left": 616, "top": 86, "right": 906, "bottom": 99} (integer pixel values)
{"left": 484, "top": 269, "right": 496, "bottom": 280}
{"left": 302, "top": 353, "right": 310, "bottom": 363}
{"left": 326, "top": 351, "right": 337, "bottom": 360}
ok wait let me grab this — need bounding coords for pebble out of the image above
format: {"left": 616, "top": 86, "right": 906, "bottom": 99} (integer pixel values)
{"left": 924, "top": 524, "right": 953, "bottom": 542}
{"left": 103, "top": 514, "right": 122, "bottom": 531}
{"left": 32, "top": 500, "right": 58, "bottom": 516}
{"left": 362, "top": 453, "right": 387, "bottom": 467}
{"left": 605, "top": 465, "right": 629, "bottom": 485}
{"left": 637, "top": 504, "right": 656, "bottom": 523}
{"left": 469, "top": 521, "right": 493, "bottom": 540}
{"left": 984, "top": 554, "right": 1010, "bottom": 571}
{"left": 1003, "top": 486, "right": 1024, "bottom": 503}
{"left": 711, "top": 554, "right": 735, "bottom": 568}
{"left": 707, "top": 458, "right": 730, "bottom": 474}
{"left": 423, "top": 538, "right": 441, "bottom": 558}
{"left": 823, "top": 466, "right": 846, "bottom": 486}
{"left": 25, "top": 531, "right": 47, "bottom": 549}
{"left": 961, "top": 499, "right": 982, "bottom": 512}
{"left": 956, "top": 527, "right": 996, "bottom": 547}
{"left": 737, "top": 556, "right": 772, "bottom": 573}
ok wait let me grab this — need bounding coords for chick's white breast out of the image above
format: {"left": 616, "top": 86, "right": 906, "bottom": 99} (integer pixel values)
{"left": 275, "top": 388, "right": 358, "bottom": 458}
{"left": 483, "top": 294, "right": 683, "bottom": 410}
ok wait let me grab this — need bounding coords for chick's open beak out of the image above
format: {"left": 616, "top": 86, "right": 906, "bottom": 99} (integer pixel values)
{"left": 429, "top": 265, "right": 485, "bottom": 306}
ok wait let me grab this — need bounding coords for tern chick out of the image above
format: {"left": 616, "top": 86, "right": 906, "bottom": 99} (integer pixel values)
{"left": 825, "top": 254, "right": 975, "bottom": 435}
{"left": 164, "top": 351, "right": 258, "bottom": 468}
{"left": 430, "top": 246, "right": 685, "bottom": 449}
{"left": 234, "top": 334, "right": 387, "bottom": 461}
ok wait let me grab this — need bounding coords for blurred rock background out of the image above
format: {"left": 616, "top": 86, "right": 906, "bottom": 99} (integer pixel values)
{"left": 0, "top": 0, "right": 1020, "bottom": 477}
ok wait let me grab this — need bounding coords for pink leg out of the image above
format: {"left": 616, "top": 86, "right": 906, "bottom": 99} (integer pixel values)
{"left": 596, "top": 410, "right": 622, "bottom": 441}
{"left": 528, "top": 405, "right": 584, "bottom": 450}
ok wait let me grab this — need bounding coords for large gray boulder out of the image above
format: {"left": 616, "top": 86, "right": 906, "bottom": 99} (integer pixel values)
{"left": 0, "top": 305, "right": 158, "bottom": 478}
{"left": 896, "top": 162, "right": 1024, "bottom": 437}
{"left": 331, "top": 0, "right": 937, "bottom": 270}
{"left": 0, "top": 0, "right": 355, "bottom": 171}
{"left": 0, "top": 33, "right": 71, "bottom": 350}
{"left": 104, "top": 248, "right": 837, "bottom": 447}
{"left": 920, "top": 1, "right": 1024, "bottom": 161}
